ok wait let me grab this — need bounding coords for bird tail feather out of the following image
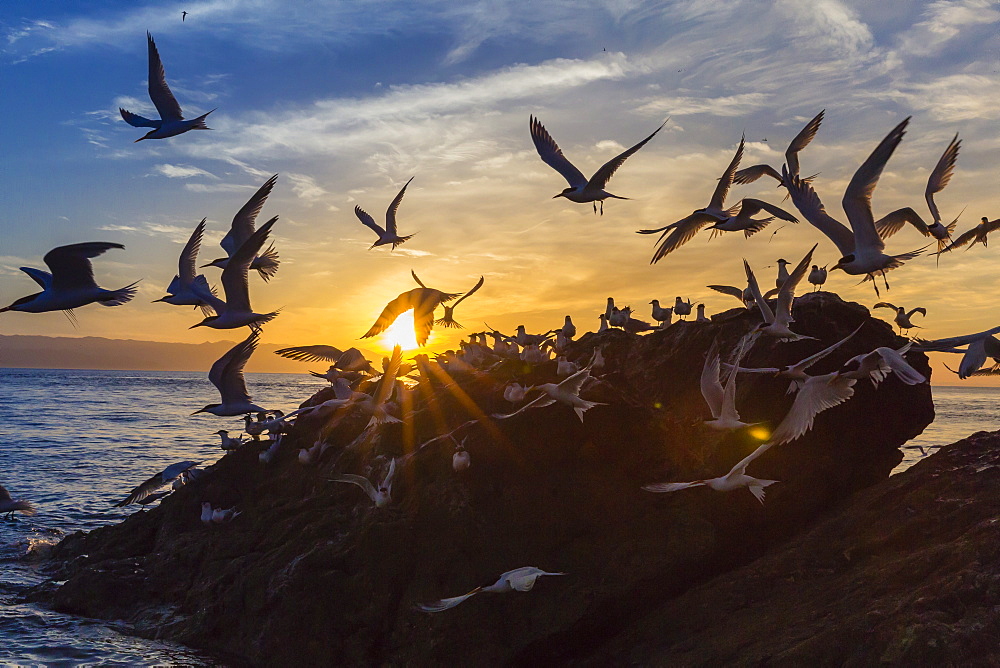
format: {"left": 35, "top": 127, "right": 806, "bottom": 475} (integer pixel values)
{"left": 99, "top": 281, "right": 140, "bottom": 307}
{"left": 254, "top": 243, "right": 280, "bottom": 282}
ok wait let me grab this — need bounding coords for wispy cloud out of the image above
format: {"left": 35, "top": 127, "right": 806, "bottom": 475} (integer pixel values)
{"left": 153, "top": 163, "right": 218, "bottom": 179}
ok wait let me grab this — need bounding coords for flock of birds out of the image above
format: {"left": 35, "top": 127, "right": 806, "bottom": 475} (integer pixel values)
{"left": 3, "top": 26, "right": 999, "bottom": 613}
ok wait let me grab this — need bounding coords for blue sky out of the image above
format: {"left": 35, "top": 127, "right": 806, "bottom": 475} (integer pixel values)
{"left": 3, "top": 1, "right": 1000, "bottom": 380}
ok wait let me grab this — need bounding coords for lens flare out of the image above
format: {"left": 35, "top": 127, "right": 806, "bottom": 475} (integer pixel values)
{"left": 748, "top": 425, "right": 771, "bottom": 441}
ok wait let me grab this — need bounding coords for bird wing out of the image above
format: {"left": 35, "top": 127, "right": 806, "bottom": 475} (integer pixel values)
{"left": 926, "top": 134, "right": 960, "bottom": 224}
{"left": 19, "top": 267, "right": 53, "bottom": 290}
{"left": 733, "top": 164, "right": 782, "bottom": 185}
{"left": 842, "top": 118, "right": 910, "bottom": 255}
{"left": 774, "top": 244, "right": 816, "bottom": 326}
{"left": 274, "top": 345, "right": 344, "bottom": 363}
{"left": 355, "top": 206, "right": 386, "bottom": 237}
{"left": 119, "top": 108, "right": 160, "bottom": 128}
{"left": 336, "top": 348, "right": 374, "bottom": 372}
{"left": 221, "top": 175, "right": 278, "bottom": 256}
{"left": 784, "top": 171, "right": 855, "bottom": 256}
{"left": 906, "top": 307, "right": 927, "bottom": 320}
{"left": 209, "top": 331, "right": 259, "bottom": 405}
{"left": 161, "top": 460, "right": 199, "bottom": 481}
{"left": 709, "top": 135, "right": 744, "bottom": 210}
{"left": 874, "top": 208, "right": 929, "bottom": 240}
{"left": 700, "top": 340, "right": 724, "bottom": 419}
{"left": 451, "top": 276, "right": 485, "bottom": 307}
{"left": 650, "top": 213, "right": 716, "bottom": 263}
{"left": 725, "top": 441, "right": 775, "bottom": 480}
{"left": 642, "top": 481, "right": 705, "bottom": 493}
{"left": 362, "top": 290, "right": 416, "bottom": 339}
{"left": 330, "top": 474, "right": 378, "bottom": 502}
{"left": 586, "top": 119, "right": 667, "bottom": 192}
{"left": 720, "top": 336, "right": 753, "bottom": 422}
{"left": 382, "top": 457, "right": 398, "bottom": 493}
{"left": 743, "top": 260, "right": 775, "bottom": 324}
{"left": 793, "top": 323, "right": 865, "bottom": 372}
{"left": 416, "top": 588, "right": 483, "bottom": 613}
{"left": 385, "top": 177, "right": 414, "bottom": 235}
{"left": 769, "top": 373, "right": 856, "bottom": 445}
{"left": 939, "top": 224, "right": 980, "bottom": 252}
{"left": 372, "top": 346, "right": 402, "bottom": 407}
{"left": 873, "top": 302, "right": 898, "bottom": 311}
{"left": 493, "top": 393, "right": 557, "bottom": 419}
{"left": 911, "top": 325, "right": 1000, "bottom": 350}
{"left": 739, "top": 198, "right": 798, "bottom": 222}
{"left": 558, "top": 367, "right": 591, "bottom": 396}
{"left": 145, "top": 32, "right": 183, "bottom": 122}
{"left": 179, "top": 219, "right": 207, "bottom": 285}
{"left": 413, "top": 291, "right": 440, "bottom": 347}
{"left": 707, "top": 284, "right": 745, "bottom": 301}
{"left": 529, "top": 115, "right": 588, "bottom": 188}
{"left": 115, "top": 472, "right": 167, "bottom": 507}
{"left": 845, "top": 346, "right": 926, "bottom": 386}
{"left": 410, "top": 270, "right": 427, "bottom": 288}
{"left": 220, "top": 217, "right": 276, "bottom": 312}
{"left": 785, "top": 109, "right": 825, "bottom": 177}
{"left": 44, "top": 242, "right": 124, "bottom": 293}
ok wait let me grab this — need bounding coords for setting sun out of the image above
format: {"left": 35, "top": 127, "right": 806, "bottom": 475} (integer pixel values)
{"left": 379, "top": 310, "right": 421, "bottom": 353}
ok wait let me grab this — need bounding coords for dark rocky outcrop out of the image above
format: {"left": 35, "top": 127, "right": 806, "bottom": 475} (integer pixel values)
{"left": 32, "top": 292, "right": 937, "bottom": 665}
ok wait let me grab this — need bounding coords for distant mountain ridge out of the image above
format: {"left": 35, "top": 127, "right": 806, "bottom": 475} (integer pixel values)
{"left": 0, "top": 335, "right": 380, "bottom": 373}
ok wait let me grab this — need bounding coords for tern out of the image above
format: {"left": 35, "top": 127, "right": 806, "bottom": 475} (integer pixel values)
{"left": 504, "top": 382, "right": 530, "bottom": 403}
{"left": 114, "top": 461, "right": 199, "bottom": 507}
{"left": 276, "top": 345, "right": 374, "bottom": 373}
{"left": 216, "top": 430, "right": 245, "bottom": 450}
{"left": 674, "top": 297, "right": 692, "bottom": 320}
{"left": 430, "top": 276, "right": 484, "bottom": 329}
{"left": 783, "top": 118, "right": 925, "bottom": 295}
{"left": 650, "top": 300, "right": 672, "bottom": 326}
{"left": 807, "top": 265, "right": 827, "bottom": 291}
{"left": 695, "top": 304, "right": 710, "bottom": 323}
{"left": 530, "top": 115, "right": 666, "bottom": 214}
{"left": 701, "top": 338, "right": 754, "bottom": 430}
{"left": 0, "top": 485, "right": 36, "bottom": 519}
{"left": 191, "top": 218, "right": 280, "bottom": 330}
{"left": 734, "top": 110, "right": 825, "bottom": 188}
{"left": 708, "top": 282, "right": 773, "bottom": 310}
{"left": 211, "top": 506, "right": 241, "bottom": 524}
{"left": 153, "top": 218, "right": 216, "bottom": 315}
{"left": 452, "top": 440, "right": 471, "bottom": 472}
{"left": 874, "top": 134, "right": 962, "bottom": 256}
{"left": 643, "top": 441, "right": 777, "bottom": 504}
{"left": 744, "top": 244, "right": 818, "bottom": 341}
{"left": 355, "top": 177, "right": 416, "bottom": 250}
{"left": 329, "top": 458, "right": 397, "bottom": 509}
{"left": 706, "top": 199, "right": 799, "bottom": 238}
{"left": 913, "top": 326, "right": 1000, "bottom": 378}
{"left": 873, "top": 302, "right": 926, "bottom": 334}
{"left": 192, "top": 331, "right": 265, "bottom": 416}
{"left": 838, "top": 343, "right": 927, "bottom": 388}
{"left": 203, "top": 174, "right": 280, "bottom": 281}
{"left": 941, "top": 216, "right": 1000, "bottom": 253}
{"left": 493, "top": 367, "right": 604, "bottom": 422}
{"left": 120, "top": 33, "right": 213, "bottom": 142}
{"left": 1, "top": 242, "right": 138, "bottom": 317}
{"left": 638, "top": 135, "right": 745, "bottom": 261}
{"left": 363, "top": 274, "right": 462, "bottom": 347}
{"left": 417, "top": 567, "right": 565, "bottom": 612}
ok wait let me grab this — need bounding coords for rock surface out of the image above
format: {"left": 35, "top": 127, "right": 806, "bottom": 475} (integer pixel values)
{"left": 32, "top": 292, "right": 937, "bottom": 665}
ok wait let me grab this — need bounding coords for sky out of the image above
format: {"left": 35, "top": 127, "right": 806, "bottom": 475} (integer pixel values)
{"left": 2, "top": 0, "right": 1000, "bottom": 383}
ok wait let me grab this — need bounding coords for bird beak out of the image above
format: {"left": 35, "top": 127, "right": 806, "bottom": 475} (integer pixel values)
{"left": 189, "top": 323, "right": 204, "bottom": 329}
{"left": 552, "top": 193, "right": 562, "bottom": 199}
{"left": 151, "top": 298, "right": 165, "bottom": 303}
{"left": 0, "top": 306, "right": 9, "bottom": 313}
{"left": 199, "top": 262, "right": 212, "bottom": 268}
{"left": 134, "top": 137, "right": 146, "bottom": 143}
{"left": 191, "top": 408, "right": 206, "bottom": 415}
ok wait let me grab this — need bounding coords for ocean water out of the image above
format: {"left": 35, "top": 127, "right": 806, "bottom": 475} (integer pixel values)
{"left": 0, "top": 369, "right": 997, "bottom": 664}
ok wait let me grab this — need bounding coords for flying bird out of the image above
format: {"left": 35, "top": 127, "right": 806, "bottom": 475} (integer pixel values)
{"left": 417, "top": 567, "right": 565, "bottom": 612}
{"left": 873, "top": 302, "right": 926, "bottom": 334}
{"left": 434, "top": 276, "right": 484, "bottom": 329}
{"left": 120, "top": 32, "right": 213, "bottom": 142}
{"left": 734, "top": 110, "right": 825, "bottom": 187}
{"left": 643, "top": 441, "right": 778, "bottom": 504}
{"left": 700, "top": 339, "right": 754, "bottom": 430}
{"left": 191, "top": 218, "right": 280, "bottom": 330}
{"left": 530, "top": 115, "right": 667, "bottom": 214}
{"left": 203, "top": 174, "right": 281, "bottom": 281}
{"left": 783, "top": 117, "right": 925, "bottom": 295}
{"left": 912, "top": 325, "right": 1000, "bottom": 379}
{"left": 153, "top": 218, "right": 217, "bottom": 315}
{"left": 354, "top": 177, "right": 416, "bottom": 250}
{"left": 362, "top": 273, "right": 462, "bottom": 347}
{"left": 0, "top": 242, "right": 138, "bottom": 318}
{"left": 328, "top": 458, "right": 397, "bottom": 509}
{"left": 192, "top": 331, "right": 266, "bottom": 416}
{"left": 493, "top": 367, "right": 603, "bottom": 422}
{"left": 113, "top": 461, "right": 199, "bottom": 507}
{"left": 744, "top": 244, "right": 818, "bottom": 341}
{"left": 940, "top": 216, "right": 1000, "bottom": 253}
{"left": 0, "top": 485, "right": 36, "bottom": 519}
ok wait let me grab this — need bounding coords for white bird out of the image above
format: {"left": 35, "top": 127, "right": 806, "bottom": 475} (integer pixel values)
{"left": 258, "top": 435, "right": 283, "bottom": 464}
{"left": 417, "top": 567, "right": 565, "bottom": 612}
{"left": 153, "top": 219, "right": 216, "bottom": 316}
{"left": 211, "top": 506, "right": 240, "bottom": 524}
{"left": 1, "top": 243, "right": 138, "bottom": 317}
{"left": 875, "top": 134, "right": 962, "bottom": 255}
{"left": 560, "top": 316, "right": 576, "bottom": 340}
{"left": 556, "top": 356, "right": 580, "bottom": 377}
{"left": 838, "top": 343, "right": 927, "bottom": 388}
{"left": 329, "top": 458, "right": 397, "bottom": 509}
{"left": 597, "top": 313, "right": 610, "bottom": 333}
{"left": 504, "top": 383, "right": 530, "bottom": 403}
{"left": 873, "top": 302, "right": 926, "bottom": 334}
{"left": 707, "top": 282, "right": 778, "bottom": 310}
{"left": 530, "top": 115, "right": 666, "bottom": 214}
{"left": 700, "top": 339, "right": 754, "bottom": 430}
{"left": 734, "top": 110, "right": 825, "bottom": 187}
{"left": 493, "top": 368, "right": 604, "bottom": 422}
{"left": 643, "top": 441, "right": 778, "bottom": 504}
{"left": 520, "top": 343, "right": 549, "bottom": 364}
{"left": 200, "top": 502, "right": 214, "bottom": 525}
{"left": 0, "top": 485, "right": 36, "bottom": 519}
{"left": 115, "top": 461, "right": 199, "bottom": 507}
{"left": 913, "top": 326, "right": 1000, "bottom": 378}
{"left": 120, "top": 33, "right": 213, "bottom": 142}
{"left": 452, "top": 440, "right": 471, "bottom": 472}
{"left": 216, "top": 430, "right": 245, "bottom": 451}
{"left": 354, "top": 177, "right": 416, "bottom": 250}
{"left": 639, "top": 135, "right": 745, "bottom": 261}
{"left": 192, "top": 218, "right": 280, "bottom": 330}
{"left": 674, "top": 297, "right": 692, "bottom": 319}
{"left": 774, "top": 258, "right": 791, "bottom": 290}
{"left": 784, "top": 118, "right": 925, "bottom": 295}
{"left": 203, "top": 175, "right": 280, "bottom": 281}
{"left": 941, "top": 216, "right": 1000, "bottom": 253}
{"left": 650, "top": 300, "right": 672, "bottom": 327}
{"left": 744, "top": 244, "right": 818, "bottom": 341}
{"left": 695, "top": 304, "right": 710, "bottom": 323}
{"left": 807, "top": 265, "right": 827, "bottom": 291}
{"left": 192, "top": 331, "right": 265, "bottom": 416}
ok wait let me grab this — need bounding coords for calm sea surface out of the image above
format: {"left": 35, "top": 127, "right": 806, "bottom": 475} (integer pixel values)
{"left": 0, "top": 369, "right": 997, "bottom": 664}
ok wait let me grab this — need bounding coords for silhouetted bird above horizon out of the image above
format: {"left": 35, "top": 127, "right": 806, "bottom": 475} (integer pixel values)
{"left": 530, "top": 115, "right": 667, "bottom": 214}
{"left": 153, "top": 218, "right": 217, "bottom": 316}
{"left": 362, "top": 273, "right": 463, "bottom": 346}
{"left": 120, "top": 32, "right": 213, "bottom": 142}
{"left": 354, "top": 177, "right": 416, "bottom": 250}
{"left": 203, "top": 174, "right": 281, "bottom": 281}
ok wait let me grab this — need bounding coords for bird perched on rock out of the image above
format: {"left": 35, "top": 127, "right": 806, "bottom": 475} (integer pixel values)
{"left": 354, "top": 177, "right": 416, "bottom": 250}
{"left": 1, "top": 242, "right": 138, "bottom": 317}
{"left": 120, "top": 32, "right": 214, "bottom": 141}
{"left": 363, "top": 274, "right": 462, "bottom": 347}
{"left": 874, "top": 302, "right": 926, "bottom": 335}
{"left": 695, "top": 304, "right": 710, "bottom": 323}
{"left": 417, "top": 567, "right": 565, "bottom": 612}
{"left": 807, "top": 265, "right": 827, "bottom": 291}
{"left": 530, "top": 115, "right": 666, "bottom": 214}
{"left": 216, "top": 430, "right": 245, "bottom": 451}
{"left": 744, "top": 244, "right": 818, "bottom": 341}
{"left": 452, "top": 439, "right": 471, "bottom": 472}
{"left": 329, "top": 458, "right": 397, "bottom": 509}
{"left": 674, "top": 297, "right": 692, "bottom": 320}
{"left": 650, "top": 300, "right": 672, "bottom": 327}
